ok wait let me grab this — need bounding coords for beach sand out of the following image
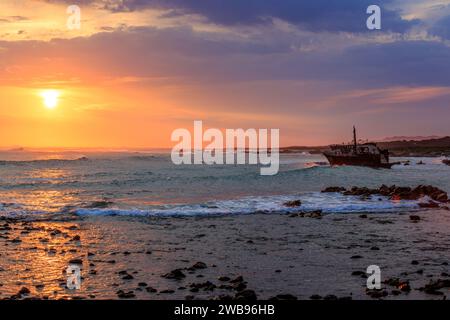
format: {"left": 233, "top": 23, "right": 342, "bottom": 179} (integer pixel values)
{"left": 0, "top": 209, "right": 448, "bottom": 300}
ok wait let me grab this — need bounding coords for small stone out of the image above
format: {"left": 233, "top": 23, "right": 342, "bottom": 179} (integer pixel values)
{"left": 160, "top": 289, "right": 175, "bottom": 294}
{"left": 18, "top": 287, "right": 30, "bottom": 295}
{"left": 191, "top": 262, "right": 207, "bottom": 270}
{"left": 116, "top": 290, "right": 135, "bottom": 299}
{"left": 122, "top": 274, "right": 134, "bottom": 280}
{"left": 68, "top": 258, "right": 83, "bottom": 265}
{"left": 162, "top": 269, "right": 186, "bottom": 280}
{"left": 218, "top": 276, "right": 231, "bottom": 282}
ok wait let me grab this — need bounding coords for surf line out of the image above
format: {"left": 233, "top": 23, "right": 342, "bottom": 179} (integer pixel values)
{"left": 171, "top": 120, "right": 279, "bottom": 175}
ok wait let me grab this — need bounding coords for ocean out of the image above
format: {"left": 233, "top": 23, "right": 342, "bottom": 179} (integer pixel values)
{"left": 1, "top": 150, "right": 449, "bottom": 218}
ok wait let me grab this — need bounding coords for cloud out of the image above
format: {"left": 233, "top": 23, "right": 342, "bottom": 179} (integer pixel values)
{"left": 43, "top": 0, "right": 419, "bottom": 33}
{"left": 1, "top": 26, "right": 449, "bottom": 90}
{"left": 430, "top": 14, "right": 450, "bottom": 39}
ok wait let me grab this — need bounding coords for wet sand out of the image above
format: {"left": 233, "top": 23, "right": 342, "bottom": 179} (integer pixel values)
{"left": 0, "top": 209, "right": 448, "bottom": 300}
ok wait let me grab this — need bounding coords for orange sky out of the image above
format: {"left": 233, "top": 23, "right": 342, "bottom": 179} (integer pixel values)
{"left": 1, "top": 0, "right": 450, "bottom": 148}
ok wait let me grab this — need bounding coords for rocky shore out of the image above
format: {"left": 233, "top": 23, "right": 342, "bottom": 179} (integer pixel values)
{"left": 322, "top": 185, "right": 449, "bottom": 209}
{"left": 0, "top": 202, "right": 448, "bottom": 300}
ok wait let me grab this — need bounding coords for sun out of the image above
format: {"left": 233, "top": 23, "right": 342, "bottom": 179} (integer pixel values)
{"left": 40, "top": 90, "right": 60, "bottom": 109}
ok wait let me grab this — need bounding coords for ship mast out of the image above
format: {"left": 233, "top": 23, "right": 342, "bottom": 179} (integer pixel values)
{"left": 353, "top": 126, "right": 357, "bottom": 151}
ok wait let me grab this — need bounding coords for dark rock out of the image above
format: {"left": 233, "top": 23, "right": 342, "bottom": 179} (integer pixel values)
{"left": 321, "top": 187, "right": 346, "bottom": 193}
{"left": 283, "top": 200, "right": 302, "bottom": 207}
{"left": 383, "top": 278, "right": 411, "bottom": 292}
{"left": 323, "top": 294, "right": 338, "bottom": 300}
{"left": 234, "top": 290, "right": 257, "bottom": 301}
{"left": 409, "top": 215, "right": 421, "bottom": 222}
{"left": 162, "top": 269, "right": 186, "bottom": 280}
{"left": 289, "top": 210, "right": 322, "bottom": 218}
{"left": 160, "top": 289, "right": 175, "bottom": 294}
{"left": 232, "top": 282, "right": 247, "bottom": 291}
{"left": 366, "top": 289, "right": 388, "bottom": 299}
{"left": 71, "top": 235, "right": 81, "bottom": 241}
{"left": 116, "top": 290, "right": 135, "bottom": 299}
{"left": 309, "top": 294, "right": 322, "bottom": 300}
{"left": 269, "top": 294, "right": 298, "bottom": 300}
{"left": 189, "top": 281, "right": 216, "bottom": 291}
{"left": 350, "top": 255, "right": 363, "bottom": 259}
{"left": 351, "top": 271, "right": 366, "bottom": 277}
{"left": 411, "top": 260, "right": 419, "bottom": 265}
{"left": 190, "top": 262, "right": 207, "bottom": 270}
{"left": 218, "top": 276, "right": 231, "bottom": 282}
{"left": 419, "top": 279, "right": 450, "bottom": 295}
{"left": 18, "top": 287, "right": 30, "bottom": 295}
{"left": 218, "top": 284, "right": 233, "bottom": 290}
{"left": 145, "top": 286, "right": 157, "bottom": 293}
{"left": 122, "top": 274, "right": 134, "bottom": 280}
{"left": 138, "top": 282, "right": 147, "bottom": 287}
{"left": 68, "top": 258, "right": 83, "bottom": 265}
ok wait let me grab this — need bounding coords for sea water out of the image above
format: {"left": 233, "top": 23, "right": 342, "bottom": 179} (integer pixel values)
{"left": 0, "top": 150, "right": 449, "bottom": 217}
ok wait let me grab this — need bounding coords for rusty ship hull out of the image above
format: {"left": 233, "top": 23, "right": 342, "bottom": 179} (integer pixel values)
{"left": 324, "top": 153, "right": 394, "bottom": 169}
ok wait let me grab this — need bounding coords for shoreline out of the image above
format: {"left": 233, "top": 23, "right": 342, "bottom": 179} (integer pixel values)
{"left": 0, "top": 209, "right": 448, "bottom": 300}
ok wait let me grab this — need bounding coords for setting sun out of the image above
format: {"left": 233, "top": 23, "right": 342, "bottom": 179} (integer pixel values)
{"left": 40, "top": 90, "right": 60, "bottom": 109}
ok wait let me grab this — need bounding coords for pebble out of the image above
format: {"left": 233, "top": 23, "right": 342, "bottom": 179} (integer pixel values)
{"left": 162, "top": 269, "right": 186, "bottom": 280}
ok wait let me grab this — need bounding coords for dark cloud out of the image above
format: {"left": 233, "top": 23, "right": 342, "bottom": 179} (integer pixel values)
{"left": 0, "top": 15, "right": 29, "bottom": 23}
{"left": 430, "top": 14, "right": 450, "bottom": 39}
{"left": 1, "top": 26, "right": 448, "bottom": 89}
{"left": 45, "top": 0, "right": 418, "bottom": 33}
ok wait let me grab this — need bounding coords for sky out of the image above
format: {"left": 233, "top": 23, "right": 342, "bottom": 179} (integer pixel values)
{"left": 0, "top": 0, "right": 450, "bottom": 148}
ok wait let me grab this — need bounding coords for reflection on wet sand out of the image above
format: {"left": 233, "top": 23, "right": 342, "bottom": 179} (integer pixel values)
{"left": 0, "top": 210, "right": 449, "bottom": 300}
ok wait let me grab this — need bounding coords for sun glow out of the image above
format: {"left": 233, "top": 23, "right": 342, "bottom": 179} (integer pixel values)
{"left": 40, "top": 90, "right": 60, "bottom": 109}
